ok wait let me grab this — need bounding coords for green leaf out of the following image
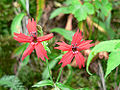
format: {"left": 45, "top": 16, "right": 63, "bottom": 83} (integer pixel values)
{"left": 64, "top": 0, "right": 80, "bottom": 5}
{"left": 105, "top": 13, "right": 115, "bottom": 39}
{"left": 13, "top": 43, "right": 30, "bottom": 66}
{"left": 21, "top": 55, "right": 30, "bottom": 66}
{"left": 93, "top": 17, "right": 115, "bottom": 39}
{"left": 50, "top": 7, "right": 70, "bottom": 19}
{"left": 74, "top": 3, "right": 94, "bottom": 21}
{"left": 105, "top": 51, "right": 120, "bottom": 78}
{"left": 11, "top": 12, "right": 25, "bottom": 36}
{"left": 94, "top": 0, "right": 112, "bottom": 16}
{"left": 86, "top": 40, "right": 120, "bottom": 75}
{"left": 32, "top": 80, "right": 53, "bottom": 87}
{"left": 19, "top": 0, "right": 26, "bottom": 11}
{"left": 115, "top": 42, "right": 120, "bottom": 49}
{"left": 50, "top": 0, "right": 94, "bottom": 21}
{"left": 101, "top": 3, "right": 112, "bottom": 16}
{"left": 79, "top": 88, "right": 91, "bottom": 90}
{"left": 42, "top": 55, "right": 62, "bottom": 79}
{"left": 51, "top": 28, "right": 75, "bottom": 41}
{"left": 94, "top": 0, "right": 101, "bottom": 9}
{"left": 0, "top": 75, "right": 25, "bottom": 90}
{"left": 56, "top": 82, "right": 74, "bottom": 90}
{"left": 13, "top": 43, "right": 28, "bottom": 57}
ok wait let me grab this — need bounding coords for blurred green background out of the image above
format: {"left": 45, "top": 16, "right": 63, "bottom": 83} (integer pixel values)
{"left": 0, "top": 0, "right": 120, "bottom": 90}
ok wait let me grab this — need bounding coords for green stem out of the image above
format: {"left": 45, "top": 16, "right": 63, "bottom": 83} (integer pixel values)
{"left": 56, "top": 67, "right": 63, "bottom": 82}
{"left": 89, "top": 26, "right": 92, "bottom": 40}
{"left": 45, "top": 58, "right": 54, "bottom": 83}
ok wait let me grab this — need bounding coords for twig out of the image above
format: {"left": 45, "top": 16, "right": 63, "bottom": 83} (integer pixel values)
{"left": 87, "top": 17, "right": 106, "bottom": 33}
{"left": 115, "top": 67, "right": 118, "bottom": 89}
{"left": 98, "top": 60, "right": 106, "bottom": 90}
{"left": 26, "top": 0, "right": 29, "bottom": 15}
{"left": 118, "top": 82, "right": 120, "bottom": 90}
{"left": 65, "top": 14, "right": 73, "bottom": 31}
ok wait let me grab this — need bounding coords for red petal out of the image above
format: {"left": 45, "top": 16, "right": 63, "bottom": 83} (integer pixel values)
{"left": 21, "top": 43, "right": 34, "bottom": 60}
{"left": 35, "top": 43, "right": 48, "bottom": 61}
{"left": 55, "top": 41, "right": 71, "bottom": 51}
{"left": 37, "top": 33, "right": 53, "bottom": 42}
{"left": 78, "top": 40, "right": 94, "bottom": 51}
{"left": 71, "top": 29, "right": 83, "bottom": 45}
{"left": 13, "top": 32, "right": 32, "bottom": 43}
{"left": 75, "top": 52, "right": 85, "bottom": 69}
{"left": 59, "top": 51, "right": 74, "bottom": 67}
{"left": 26, "top": 18, "right": 37, "bottom": 34}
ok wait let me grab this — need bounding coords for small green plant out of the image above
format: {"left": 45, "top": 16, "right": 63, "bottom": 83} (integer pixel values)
{"left": 0, "top": 75, "right": 25, "bottom": 90}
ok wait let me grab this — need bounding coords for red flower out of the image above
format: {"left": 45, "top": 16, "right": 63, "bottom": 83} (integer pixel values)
{"left": 14, "top": 18, "right": 53, "bottom": 61}
{"left": 55, "top": 29, "right": 94, "bottom": 68}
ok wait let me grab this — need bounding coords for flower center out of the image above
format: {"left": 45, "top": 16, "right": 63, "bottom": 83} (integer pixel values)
{"left": 72, "top": 44, "right": 78, "bottom": 52}
{"left": 32, "top": 36, "right": 37, "bottom": 43}
{"left": 31, "top": 32, "right": 38, "bottom": 43}
{"left": 30, "top": 32, "right": 37, "bottom": 43}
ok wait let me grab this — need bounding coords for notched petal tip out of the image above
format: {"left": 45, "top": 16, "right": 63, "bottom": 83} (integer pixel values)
{"left": 58, "top": 61, "right": 62, "bottom": 64}
{"left": 77, "top": 28, "right": 79, "bottom": 32}
{"left": 91, "top": 43, "right": 95, "bottom": 46}
{"left": 13, "top": 32, "right": 17, "bottom": 35}
{"left": 27, "top": 18, "right": 37, "bottom": 34}
{"left": 54, "top": 47, "right": 58, "bottom": 49}
{"left": 21, "top": 56, "right": 25, "bottom": 61}
{"left": 55, "top": 42, "right": 61, "bottom": 45}
{"left": 61, "top": 64, "right": 65, "bottom": 67}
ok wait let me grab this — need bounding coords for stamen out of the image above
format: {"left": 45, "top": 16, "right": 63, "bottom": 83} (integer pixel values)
{"left": 72, "top": 44, "right": 78, "bottom": 52}
{"left": 32, "top": 36, "right": 37, "bottom": 43}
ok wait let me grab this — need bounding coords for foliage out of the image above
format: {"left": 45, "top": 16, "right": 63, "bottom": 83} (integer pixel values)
{"left": 51, "top": 28, "right": 75, "bottom": 41}
{"left": 56, "top": 82, "right": 75, "bottom": 90}
{"left": 0, "top": 75, "right": 25, "bottom": 90}
{"left": 50, "top": 0, "right": 94, "bottom": 21}
{"left": 11, "top": 13, "right": 25, "bottom": 36}
{"left": 86, "top": 40, "right": 120, "bottom": 76}
{"left": 94, "top": 0, "right": 112, "bottom": 16}
{"left": 32, "top": 80, "right": 53, "bottom": 87}
{"left": 19, "top": 0, "right": 26, "bottom": 11}
{"left": 105, "top": 51, "right": 120, "bottom": 77}
{"left": 42, "top": 54, "right": 62, "bottom": 80}
{"left": 0, "top": 0, "right": 14, "bottom": 35}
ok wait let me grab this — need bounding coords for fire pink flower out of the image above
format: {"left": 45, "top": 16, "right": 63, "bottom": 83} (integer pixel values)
{"left": 55, "top": 29, "right": 94, "bottom": 69}
{"left": 14, "top": 18, "right": 53, "bottom": 61}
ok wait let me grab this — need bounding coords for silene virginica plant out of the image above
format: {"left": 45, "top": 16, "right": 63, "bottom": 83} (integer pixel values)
{"left": 13, "top": 18, "right": 94, "bottom": 90}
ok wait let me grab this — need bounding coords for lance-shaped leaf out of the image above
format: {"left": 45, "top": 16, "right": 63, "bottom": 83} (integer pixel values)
{"left": 11, "top": 12, "right": 25, "bottom": 36}
{"left": 56, "top": 82, "right": 74, "bottom": 90}
{"left": 51, "top": 28, "right": 75, "bottom": 41}
{"left": 105, "top": 51, "right": 120, "bottom": 78}
{"left": 32, "top": 80, "right": 53, "bottom": 87}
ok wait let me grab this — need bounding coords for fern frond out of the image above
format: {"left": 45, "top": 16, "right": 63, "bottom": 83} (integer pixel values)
{"left": 0, "top": 75, "right": 25, "bottom": 90}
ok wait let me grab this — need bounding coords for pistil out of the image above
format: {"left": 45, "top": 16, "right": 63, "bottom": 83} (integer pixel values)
{"left": 72, "top": 44, "right": 78, "bottom": 54}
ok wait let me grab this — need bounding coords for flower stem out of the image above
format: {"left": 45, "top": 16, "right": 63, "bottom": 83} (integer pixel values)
{"left": 45, "top": 58, "right": 54, "bottom": 83}
{"left": 56, "top": 67, "right": 63, "bottom": 82}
